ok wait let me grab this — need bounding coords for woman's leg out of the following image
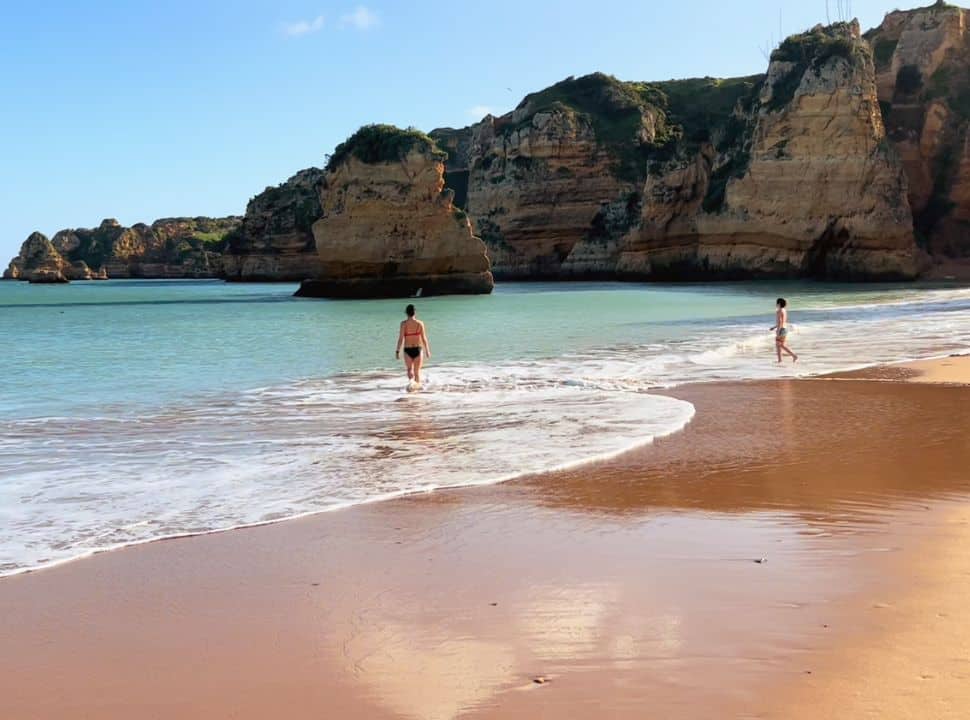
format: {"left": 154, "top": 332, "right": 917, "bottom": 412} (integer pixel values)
{"left": 412, "top": 354, "right": 424, "bottom": 383}
{"left": 404, "top": 354, "right": 414, "bottom": 380}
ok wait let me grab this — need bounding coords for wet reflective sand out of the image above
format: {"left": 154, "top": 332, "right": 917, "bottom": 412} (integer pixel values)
{"left": 1, "top": 379, "right": 968, "bottom": 719}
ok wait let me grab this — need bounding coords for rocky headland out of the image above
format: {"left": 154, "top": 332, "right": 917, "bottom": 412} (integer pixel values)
{"left": 4, "top": 217, "right": 241, "bottom": 283}
{"left": 295, "top": 125, "right": 494, "bottom": 298}
{"left": 435, "top": 4, "right": 969, "bottom": 281}
{"left": 6, "top": 2, "right": 968, "bottom": 288}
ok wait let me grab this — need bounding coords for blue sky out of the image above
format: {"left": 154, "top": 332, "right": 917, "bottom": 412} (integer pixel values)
{"left": 0, "top": 0, "right": 912, "bottom": 260}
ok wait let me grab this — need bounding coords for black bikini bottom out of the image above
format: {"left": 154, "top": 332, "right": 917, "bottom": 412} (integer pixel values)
{"left": 403, "top": 347, "right": 422, "bottom": 359}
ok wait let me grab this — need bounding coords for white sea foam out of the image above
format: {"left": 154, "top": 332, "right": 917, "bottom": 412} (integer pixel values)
{"left": 0, "top": 368, "right": 696, "bottom": 575}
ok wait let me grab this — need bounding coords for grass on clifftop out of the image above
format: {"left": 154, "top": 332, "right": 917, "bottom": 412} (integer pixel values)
{"left": 504, "top": 72, "right": 761, "bottom": 182}
{"left": 510, "top": 73, "right": 671, "bottom": 144}
{"left": 654, "top": 75, "right": 762, "bottom": 144}
{"left": 326, "top": 124, "right": 446, "bottom": 172}
{"left": 191, "top": 230, "right": 230, "bottom": 245}
{"left": 501, "top": 73, "right": 672, "bottom": 181}
{"left": 771, "top": 22, "right": 858, "bottom": 65}
{"left": 766, "top": 22, "right": 870, "bottom": 112}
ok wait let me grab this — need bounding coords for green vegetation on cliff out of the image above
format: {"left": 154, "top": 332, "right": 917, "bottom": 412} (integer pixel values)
{"left": 771, "top": 22, "right": 857, "bottom": 65}
{"left": 327, "top": 124, "right": 446, "bottom": 172}
{"left": 655, "top": 76, "right": 762, "bottom": 145}
{"left": 927, "top": 64, "right": 970, "bottom": 118}
{"left": 63, "top": 225, "right": 119, "bottom": 269}
{"left": 872, "top": 37, "right": 898, "bottom": 69}
{"left": 500, "top": 73, "right": 670, "bottom": 180}
{"left": 191, "top": 230, "right": 231, "bottom": 247}
{"left": 503, "top": 72, "right": 761, "bottom": 183}
{"left": 767, "top": 22, "right": 870, "bottom": 112}
{"left": 509, "top": 73, "right": 670, "bottom": 144}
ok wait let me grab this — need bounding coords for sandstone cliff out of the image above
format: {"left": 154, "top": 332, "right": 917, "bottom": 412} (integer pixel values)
{"left": 621, "top": 21, "right": 919, "bottom": 279}
{"left": 221, "top": 168, "right": 324, "bottom": 281}
{"left": 9, "top": 5, "right": 968, "bottom": 286}
{"left": 433, "top": 74, "right": 665, "bottom": 278}
{"left": 3, "top": 232, "right": 105, "bottom": 283}
{"left": 296, "top": 125, "right": 493, "bottom": 298}
{"left": 4, "top": 217, "right": 240, "bottom": 281}
{"left": 867, "top": 1, "right": 970, "bottom": 263}
{"left": 432, "top": 10, "right": 970, "bottom": 281}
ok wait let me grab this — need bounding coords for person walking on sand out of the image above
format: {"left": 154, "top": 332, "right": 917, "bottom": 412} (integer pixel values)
{"left": 396, "top": 304, "right": 432, "bottom": 386}
{"left": 771, "top": 297, "right": 798, "bottom": 364}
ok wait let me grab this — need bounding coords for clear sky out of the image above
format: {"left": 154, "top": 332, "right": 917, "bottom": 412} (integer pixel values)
{"left": 0, "top": 0, "right": 918, "bottom": 260}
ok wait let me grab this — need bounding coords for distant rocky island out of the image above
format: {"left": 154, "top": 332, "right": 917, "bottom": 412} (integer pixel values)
{"left": 6, "top": 3, "right": 969, "bottom": 293}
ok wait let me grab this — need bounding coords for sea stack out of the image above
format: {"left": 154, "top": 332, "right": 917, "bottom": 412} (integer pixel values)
{"left": 295, "top": 124, "right": 494, "bottom": 299}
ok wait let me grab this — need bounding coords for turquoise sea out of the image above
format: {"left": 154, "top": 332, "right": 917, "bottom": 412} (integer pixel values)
{"left": 2, "top": 279, "right": 969, "bottom": 575}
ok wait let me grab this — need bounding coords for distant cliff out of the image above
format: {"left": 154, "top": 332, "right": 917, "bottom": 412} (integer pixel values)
{"left": 4, "top": 217, "right": 241, "bottom": 282}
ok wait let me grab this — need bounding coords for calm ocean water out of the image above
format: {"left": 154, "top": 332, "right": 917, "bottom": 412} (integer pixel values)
{"left": 2, "top": 279, "right": 969, "bottom": 575}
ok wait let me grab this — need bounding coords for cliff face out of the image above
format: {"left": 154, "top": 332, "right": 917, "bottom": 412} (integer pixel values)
{"left": 9, "top": 6, "right": 967, "bottom": 286}
{"left": 296, "top": 126, "right": 493, "bottom": 298}
{"left": 4, "top": 232, "right": 105, "bottom": 282}
{"left": 867, "top": 1, "right": 970, "bottom": 261}
{"left": 4, "top": 217, "right": 240, "bottom": 281}
{"left": 221, "top": 168, "right": 324, "bottom": 281}
{"left": 622, "top": 21, "right": 918, "bottom": 279}
{"left": 431, "top": 11, "right": 970, "bottom": 282}
{"left": 435, "top": 75, "right": 659, "bottom": 278}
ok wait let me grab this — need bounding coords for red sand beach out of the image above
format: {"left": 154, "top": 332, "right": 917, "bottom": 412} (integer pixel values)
{"left": 2, "top": 363, "right": 969, "bottom": 719}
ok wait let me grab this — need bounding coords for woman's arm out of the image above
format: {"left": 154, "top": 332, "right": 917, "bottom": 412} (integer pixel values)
{"left": 395, "top": 322, "right": 404, "bottom": 358}
{"left": 421, "top": 322, "right": 432, "bottom": 358}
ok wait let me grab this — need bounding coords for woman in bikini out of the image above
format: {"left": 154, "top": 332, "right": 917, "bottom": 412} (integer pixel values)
{"left": 395, "top": 304, "right": 432, "bottom": 384}
{"left": 771, "top": 297, "right": 798, "bottom": 364}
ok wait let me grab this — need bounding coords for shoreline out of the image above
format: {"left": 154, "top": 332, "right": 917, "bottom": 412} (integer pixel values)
{"left": 2, "top": 354, "right": 966, "bottom": 581}
{"left": 2, "top": 362, "right": 970, "bottom": 718}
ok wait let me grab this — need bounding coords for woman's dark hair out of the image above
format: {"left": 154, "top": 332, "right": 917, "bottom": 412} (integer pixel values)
{"left": 405, "top": 304, "right": 415, "bottom": 317}
{"left": 776, "top": 298, "right": 787, "bottom": 308}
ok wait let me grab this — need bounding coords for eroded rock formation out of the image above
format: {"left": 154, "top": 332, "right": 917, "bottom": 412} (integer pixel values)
{"left": 4, "top": 232, "right": 103, "bottom": 283}
{"left": 434, "top": 10, "right": 970, "bottom": 281}
{"left": 8, "top": 5, "right": 969, "bottom": 285}
{"left": 221, "top": 169, "right": 324, "bottom": 281}
{"left": 621, "top": 21, "right": 919, "bottom": 279}
{"left": 4, "top": 217, "right": 240, "bottom": 281}
{"left": 437, "top": 75, "right": 661, "bottom": 278}
{"left": 867, "top": 1, "right": 970, "bottom": 265}
{"left": 296, "top": 126, "right": 493, "bottom": 298}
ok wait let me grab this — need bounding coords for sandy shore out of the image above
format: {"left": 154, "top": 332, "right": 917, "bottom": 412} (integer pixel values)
{"left": 894, "top": 355, "right": 970, "bottom": 384}
{"left": 2, "top": 365, "right": 970, "bottom": 718}
{"left": 827, "top": 354, "right": 970, "bottom": 385}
